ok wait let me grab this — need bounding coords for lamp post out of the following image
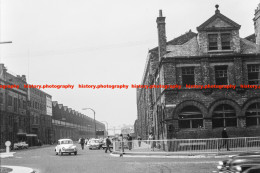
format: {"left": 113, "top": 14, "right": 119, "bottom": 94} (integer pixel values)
{"left": 100, "top": 121, "right": 108, "bottom": 137}
{"left": 82, "top": 108, "right": 96, "bottom": 138}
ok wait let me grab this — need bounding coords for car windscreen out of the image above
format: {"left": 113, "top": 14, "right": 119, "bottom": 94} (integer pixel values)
{"left": 61, "top": 140, "right": 73, "bottom": 144}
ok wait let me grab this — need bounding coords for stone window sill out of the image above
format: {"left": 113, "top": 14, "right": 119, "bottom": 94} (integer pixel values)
{"left": 208, "top": 50, "right": 233, "bottom": 53}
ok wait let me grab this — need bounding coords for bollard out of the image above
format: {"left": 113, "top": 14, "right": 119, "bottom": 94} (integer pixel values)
{"left": 5, "top": 141, "right": 11, "bottom": 153}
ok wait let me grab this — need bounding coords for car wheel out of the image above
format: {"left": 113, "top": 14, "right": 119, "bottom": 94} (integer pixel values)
{"left": 74, "top": 151, "right": 77, "bottom": 155}
{"left": 69, "top": 153, "right": 71, "bottom": 155}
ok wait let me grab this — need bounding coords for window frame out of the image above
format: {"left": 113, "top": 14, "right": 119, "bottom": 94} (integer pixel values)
{"left": 178, "top": 106, "right": 204, "bottom": 129}
{"left": 182, "top": 67, "right": 195, "bottom": 86}
{"left": 212, "top": 104, "right": 237, "bottom": 128}
{"left": 247, "top": 64, "right": 260, "bottom": 85}
{"left": 215, "top": 65, "right": 228, "bottom": 85}
{"left": 245, "top": 102, "right": 260, "bottom": 127}
{"left": 208, "top": 34, "right": 218, "bottom": 51}
{"left": 221, "top": 33, "right": 231, "bottom": 50}
{"left": 207, "top": 32, "right": 232, "bottom": 52}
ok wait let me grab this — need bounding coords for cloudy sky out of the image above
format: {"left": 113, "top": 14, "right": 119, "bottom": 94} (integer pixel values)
{"left": 0, "top": 0, "right": 259, "bottom": 131}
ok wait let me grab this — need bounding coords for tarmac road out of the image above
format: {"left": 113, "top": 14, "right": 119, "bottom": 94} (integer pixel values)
{"left": 1, "top": 144, "right": 222, "bottom": 173}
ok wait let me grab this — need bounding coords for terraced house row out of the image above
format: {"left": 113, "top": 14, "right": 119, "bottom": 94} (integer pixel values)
{"left": 136, "top": 4, "right": 260, "bottom": 141}
{"left": 0, "top": 64, "right": 105, "bottom": 149}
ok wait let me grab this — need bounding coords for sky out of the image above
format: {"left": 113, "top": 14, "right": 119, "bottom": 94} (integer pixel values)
{"left": 0, "top": 0, "right": 259, "bottom": 131}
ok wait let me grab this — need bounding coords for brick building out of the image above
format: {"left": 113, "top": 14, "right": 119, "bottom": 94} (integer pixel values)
{"left": 0, "top": 64, "right": 29, "bottom": 148}
{"left": 136, "top": 4, "right": 260, "bottom": 141}
{"left": 0, "top": 63, "right": 106, "bottom": 148}
{"left": 52, "top": 101, "right": 106, "bottom": 142}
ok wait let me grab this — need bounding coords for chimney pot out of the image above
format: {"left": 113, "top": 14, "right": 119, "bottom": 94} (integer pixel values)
{"left": 159, "top": 10, "right": 163, "bottom": 17}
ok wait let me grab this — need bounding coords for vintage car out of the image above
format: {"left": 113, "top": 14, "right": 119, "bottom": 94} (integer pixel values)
{"left": 86, "top": 139, "right": 102, "bottom": 150}
{"left": 55, "top": 139, "right": 77, "bottom": 156}
{"left": 13, "top": 142, "right": 29, "bottom": 150}
{"left": 243, "top": 165, "right": 260, "bottom": 173}
{"left": 217, "top": 152, "right": 260, "bottom": 173}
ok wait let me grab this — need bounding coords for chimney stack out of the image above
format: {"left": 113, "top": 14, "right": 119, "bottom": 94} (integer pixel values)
{"left": 156, "top": 10, "right": 167, "bottom": 61}
{"left": 254, "top": 3, "right": 260, "bottom": 45}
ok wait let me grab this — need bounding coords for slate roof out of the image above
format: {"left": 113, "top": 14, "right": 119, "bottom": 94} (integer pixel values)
{"left": 240, "top": 38, "right": 260, "bottom": 54}
{"left": 149, "top": 31, "right": 197, "bottom": 52}
{"left": 244, "top": 34, "right": 256, "bottom": 43}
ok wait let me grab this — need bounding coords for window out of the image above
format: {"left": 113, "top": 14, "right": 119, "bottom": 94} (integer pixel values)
{"left": 215, "top": 66, "right": 228, "bottom": 85}
{"left": 8, "top": 95, "right": 12, "bottom": 106}
{"left": 182, "top": 67, "right": 195, "bottom": 86}
{"left": 246, "top": 102, "right": 260, "bottom": 126}
{"left": 178, "top": 106, "right": 203, "bottom": 129}
{"left": 14, "top": 98, "right": 18, "bottom": 112}
{"left": 212, "top": 104, "right": 237, "bottom": 128}
{"left": 208, "top": 34, "right": 218, "bottom": 50}
{"left": 248, "top": 64, "right": 260, "bottom": 85}
{"left": 221, "top": 33, "right": 231, "bottom": 50}
{"left": 0, "top": 93, "right": 3, "bottom": 104}
{"left": 208, "top": 33, "right": 231, "bottom": 51}
{"left": 23, "top": 101, "right": 26, "bottom": 109}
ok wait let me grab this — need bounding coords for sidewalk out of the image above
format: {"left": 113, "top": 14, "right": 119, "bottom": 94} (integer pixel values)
{"left": 111, "top": 150, "right": 238, "bottom": 158}
{"left": 0, "top": 152, "right": 16, "bottom": 158}
{"left": 0, "top": 144, "right": 53, "bottom": 153}
{"left": 0, "top": 165, "right": 35, "bottom": 173}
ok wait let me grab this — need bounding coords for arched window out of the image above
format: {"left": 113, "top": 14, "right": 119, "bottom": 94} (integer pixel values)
{"left": 246, "top": 102, "right": 260, "bottom": 126}
{"left": 178, "top": 106, "right": 203, "bottom": 129}
{"left": 212, "top": 104, "right": 237, "bottom": 128}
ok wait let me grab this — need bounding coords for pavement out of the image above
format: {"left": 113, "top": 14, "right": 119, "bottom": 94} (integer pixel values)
{"left": 0, "top": 145, "right": 52, "bottom": 173}
{"left": 0, "top": 165, "right": 35, "bottom": 173}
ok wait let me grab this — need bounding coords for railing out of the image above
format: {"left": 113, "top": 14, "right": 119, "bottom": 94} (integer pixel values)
{"left": 113, "top": 137, "right": 260, "bottom": 154}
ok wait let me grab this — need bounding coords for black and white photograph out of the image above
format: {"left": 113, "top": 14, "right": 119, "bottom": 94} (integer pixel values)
{"left": 0, "top": 0, "right": 260, "bottom": 172}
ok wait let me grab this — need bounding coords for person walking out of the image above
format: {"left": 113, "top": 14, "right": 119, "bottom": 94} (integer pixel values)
{"left": 218, "top": 128, "right": 230, "bottom": 151}
{"left": 80, "top": 137, "right": 85, "bottom": 150}
{"left": 127, "top": 134, "right": 132, "bottom": 150}
{"left": 148, "top": 133, "right": 155, "bottom": 151}
{"left": 105, "top": 136, "right": 112, "bottom": 153}
{"left": 137, "top": 136, "right": 142, "bottom": 147}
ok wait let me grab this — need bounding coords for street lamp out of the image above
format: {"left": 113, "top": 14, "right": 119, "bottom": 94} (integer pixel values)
{"left": 82, "top": 108, "right": 96, "bottom": 138}
{"left": 100, "top": 121, "right": 108, "bottom": 137}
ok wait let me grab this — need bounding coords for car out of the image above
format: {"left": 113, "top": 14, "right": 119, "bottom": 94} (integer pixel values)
{"left": 13, "top": 142, "right": 29, "bottom": 150}
{"left": 55, "top": 139, "right": 77, "bottom": 156}
{"left": 217, "top": 152, "right": 260, "bottom": 173}
{"left": 243, "top": 165, "right": 260, "bottom": 173}
{"left": 86, "top": 139, "right": 103, "bottom": 150}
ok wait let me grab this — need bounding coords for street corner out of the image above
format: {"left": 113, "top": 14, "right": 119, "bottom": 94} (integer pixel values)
{"left": 1, "top": 165, "right": 35, "bottom": 173}
{"left": 0, "top": 152, "right": 16, "bottom": 158}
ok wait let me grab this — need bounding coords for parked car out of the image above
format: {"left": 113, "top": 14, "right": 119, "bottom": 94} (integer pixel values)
{"left": 243, "top": 165, "right": 260, "bottom": 173}
{"left": 13, "top": 142, "right": 29, "bottom": 150}
{"left": 55, "top": 139, "right": 77, "bottom": 156}
{"left": 217, "top": 152, "right": 260, "bottom": 173}
{"left": 86, "top": 139, "right": 103, "bottom": 150}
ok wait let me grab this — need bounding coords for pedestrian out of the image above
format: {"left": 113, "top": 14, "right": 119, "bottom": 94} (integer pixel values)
{"left": 105, "top": 136, "right": 112, "bottom": 153}
{"left": 80, "top": 137, "right": 85, "bottom": 150}
{"left": 127, "top": 134, "right": 132, "bottom": 150}
{"left": 148, "top": 133, "right": 155, "bottom": 151}
{"left": 137, "top": 136, "right": 142, "bottom": 147}
{"left": 218, "top": 127, "right": 230, "bottom": 151}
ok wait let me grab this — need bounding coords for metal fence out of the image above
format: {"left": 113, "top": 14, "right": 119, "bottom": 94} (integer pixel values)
{"left": 113, "top": 137, "right": 260, "bottom": 154}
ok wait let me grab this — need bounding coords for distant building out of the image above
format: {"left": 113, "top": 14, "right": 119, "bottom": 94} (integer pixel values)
{"left": 136, "top": 4, "right": 260, "bottom": 143}
{"left": 51, "top": 101, "right": 105, "bottom": 141}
